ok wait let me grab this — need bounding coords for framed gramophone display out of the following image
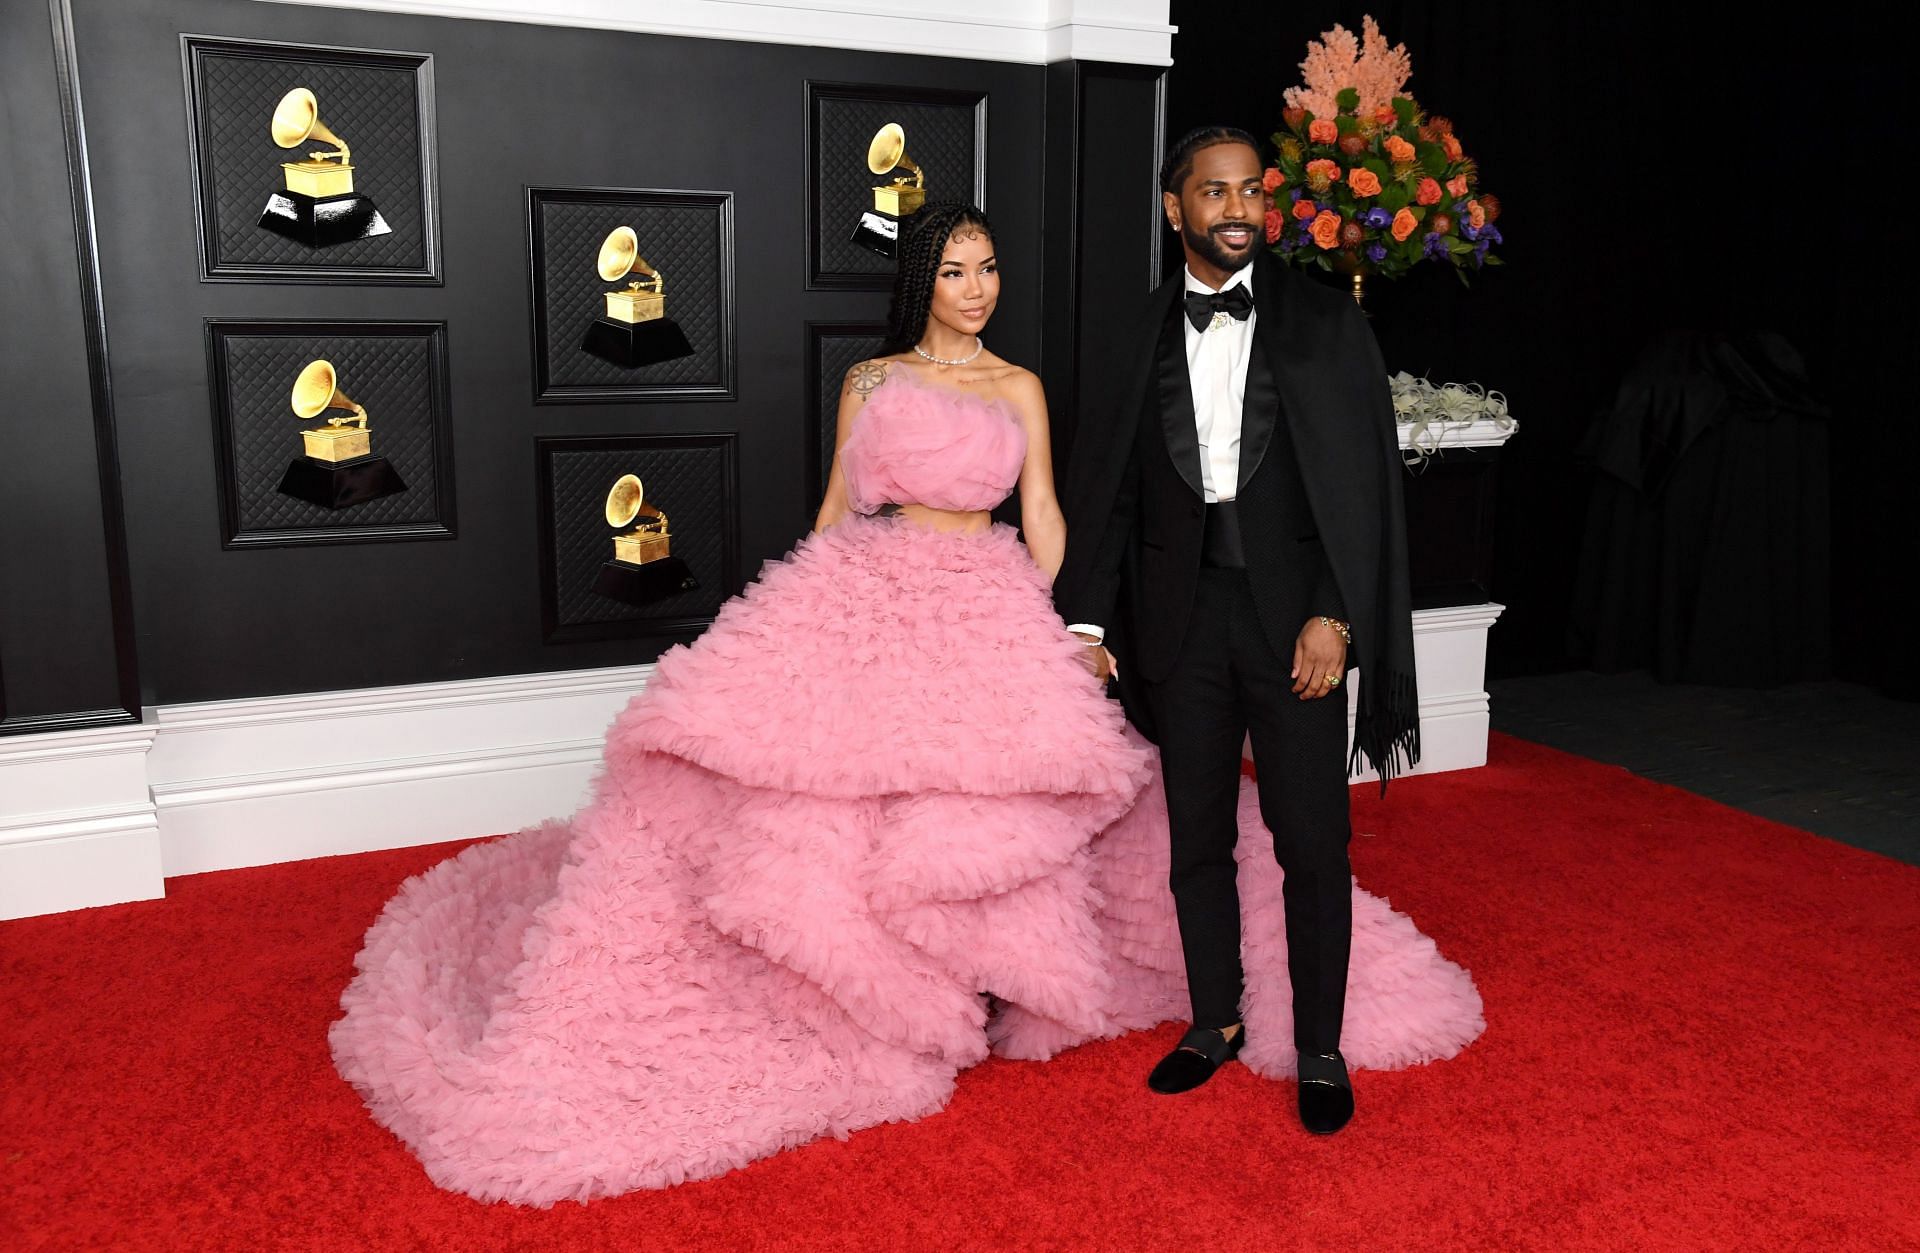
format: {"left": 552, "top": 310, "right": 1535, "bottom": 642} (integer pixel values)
{"left": 527, "top": 187, "right": 734, "bottom": 403}
{"left": 183, "top": 36, "right": 440, "bottom": 283}
{"left": 535, "top": 435, "right": 738, "bottom": 643}
{"left": 206, "top": 320, "right": 454, "bottom": 547}
{"left": 805, "top": 81, "right": 987, "bottom": 290}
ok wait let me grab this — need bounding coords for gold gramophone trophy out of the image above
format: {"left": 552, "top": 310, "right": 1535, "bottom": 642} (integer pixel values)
{"left": 275, "top": 359, "right": 407, "bottom": 509}
{"left": 580, "top": 226, "right": 695, "bottom": 368}
{"left": 849, "top": 122, "right": 926, "bottom": 258}
{"left": 591, "top": 473, "right": 698, "bottom": 605}
{"left": 257, "top": 87, "right": 393, "bottom": 248}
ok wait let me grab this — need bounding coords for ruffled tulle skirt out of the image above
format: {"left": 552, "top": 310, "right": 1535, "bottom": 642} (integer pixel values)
{"left": 330, "top": 516, "right": 1484, "bottom": 1206}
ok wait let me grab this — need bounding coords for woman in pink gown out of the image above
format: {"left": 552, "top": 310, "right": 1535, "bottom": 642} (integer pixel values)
{"left": 329, "top": 204, "right": 1483, "bottom": 1206}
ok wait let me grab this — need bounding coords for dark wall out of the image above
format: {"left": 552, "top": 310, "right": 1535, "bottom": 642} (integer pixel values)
{"left": 4, "top": 0, "right": 1167, "bottom": 723}
{"left": 1166, "top": 5, "right": 1910, "bottom": 692}
{"left": 1, "top": 0, "right": 139, "bottom": 730}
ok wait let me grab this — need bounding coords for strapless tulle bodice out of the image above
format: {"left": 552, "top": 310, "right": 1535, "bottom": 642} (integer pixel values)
{"left": 840, "top": 373, "right": 1026, "bottom": 514}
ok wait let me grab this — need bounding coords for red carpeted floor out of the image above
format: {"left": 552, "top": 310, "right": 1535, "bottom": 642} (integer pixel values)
{"left": 4, "top": 733, "right": 1917, "bottom": 1251}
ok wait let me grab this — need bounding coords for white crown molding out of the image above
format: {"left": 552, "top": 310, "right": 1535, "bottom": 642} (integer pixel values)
{"left": 252, "top": 0, "right": 1176, "bottom": 65}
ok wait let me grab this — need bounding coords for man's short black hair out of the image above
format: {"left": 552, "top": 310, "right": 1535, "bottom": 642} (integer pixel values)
{"left": 1159, "top": 126, "right": 1263, "bottom": 197}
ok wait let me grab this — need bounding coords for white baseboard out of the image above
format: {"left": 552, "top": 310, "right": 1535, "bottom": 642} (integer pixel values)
{"left": 147, "top": 664, "right": 654, "bottom": 877}
{"left": 0, "top": 724, "right": 162, "bottom": 921}
{"left": 0, "top": 602, "right": 1503, "bottom": 919}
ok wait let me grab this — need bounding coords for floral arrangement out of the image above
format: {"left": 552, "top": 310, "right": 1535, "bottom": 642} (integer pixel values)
{"left": 1389, "top": 371, "right": 1516, "bottom": 464}
{"left": 1264, "top": 17, "right": 1504, "bottom": 286}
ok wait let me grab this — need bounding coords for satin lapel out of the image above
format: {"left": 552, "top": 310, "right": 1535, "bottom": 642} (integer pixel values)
{"left": 1155, "top": 296, "right": 1205, "bottom": 499}
{"left": 1239, "top": 294, "right": 1283, "bottom": 492}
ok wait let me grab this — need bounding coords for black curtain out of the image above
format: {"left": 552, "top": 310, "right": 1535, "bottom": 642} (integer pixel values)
{"left": 1165, "top": 4, "right": 1913, "bottom": 696}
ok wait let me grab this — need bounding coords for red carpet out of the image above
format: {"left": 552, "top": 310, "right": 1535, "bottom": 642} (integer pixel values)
{"left": 3, "top": 733, "right": 1917, "bottom": 1250}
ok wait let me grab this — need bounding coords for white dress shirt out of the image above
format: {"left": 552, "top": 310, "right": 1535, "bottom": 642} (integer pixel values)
{"left": 1069, "top": 263, "right": 1257, "bottom": 645}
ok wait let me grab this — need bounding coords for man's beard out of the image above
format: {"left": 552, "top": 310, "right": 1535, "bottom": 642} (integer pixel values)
{"left": 1182, "top": 219, "right": 1256, "bottom": 274}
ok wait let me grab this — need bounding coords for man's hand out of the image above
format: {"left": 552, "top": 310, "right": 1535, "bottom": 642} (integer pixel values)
{"left": 1072, "top": 632, "right": 1116, "bottom": 683}
{"left": 1290, "top": 617, "right": 1348, "bottom": 700}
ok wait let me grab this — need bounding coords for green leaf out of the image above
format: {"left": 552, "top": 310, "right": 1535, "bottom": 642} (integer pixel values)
{"left": 1392, "top": 96, "right": 1416, "bottom": 126}
{"left": 1483, "top": 254, "right": 1505, "bottom": 266}
{"left": 1416, "top": 142, "right": 1450, "bottom": 176}
{"left": 1335, "top": 87, "right": 1360, "bottom": 112}
{"left": 1335, "top": 114, "right": 1361, "bottom": 136}
{"left": 1448, "top": 239, "right": 1476, "bottom": 255}
{"left": 1362, "top": 156, "right": 1391, "bottom": 181}
{"left": 1379, "top": 183, "right": 1410, "bottom": 212}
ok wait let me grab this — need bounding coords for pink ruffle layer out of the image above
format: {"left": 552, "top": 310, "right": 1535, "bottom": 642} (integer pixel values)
{"left": 330, "top": 517, "right": 1484, "bottom": 1206}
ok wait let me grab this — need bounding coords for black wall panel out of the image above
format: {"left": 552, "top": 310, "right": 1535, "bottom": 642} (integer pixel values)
{"left": 6, "top": 0, "right": 1162, "bottom": 721}
{"left": 1, "top": 0, "right": 139, "bottom": 731}
{"left": 64, "top": 0, "right": 1051, "bottom": 705}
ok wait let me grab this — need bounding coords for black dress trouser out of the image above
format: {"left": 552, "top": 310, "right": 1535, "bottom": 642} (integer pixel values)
{"left": 1143, "top": 566, "right": 1353, "bottom": 1054}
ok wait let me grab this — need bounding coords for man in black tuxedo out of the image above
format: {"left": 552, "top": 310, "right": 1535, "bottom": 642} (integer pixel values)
{"left": 1054, "top": 126, "right": 1419, "bottom": 1134}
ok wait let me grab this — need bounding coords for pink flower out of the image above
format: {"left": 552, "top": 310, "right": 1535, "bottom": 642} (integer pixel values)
{"left": 1291, "top": 198, "right": 1319, "bottom": 222}
{"left": 1467, "top": 199, "right": 1487, "bottom": 230}
{"left": 1262, "top": 167, "right": 1286, "bottom": 193}
{"left": 1416, "top": 177, "right": 1442, "bottom": 206}
{"left": 1309, "top": 118, "right": 1338, "bottom": 144}
{"left": 1347, "top": 168, "right": 1382, "bottom": 197}
{"left": 1443, "top": 134, "right": 1464, "bottom": 162}
{"left": 1391, "top": 207, "right": 1418, "bottom": 241}
{"left": 1265, "top": 208, "right": 1286, "bottom": 243}
{"left": 1374, "top": 104, "right": 1398, "bottom": 126}
{"left": 1446, "top": 175, "right": 1470, "bottom": 199}
{"left": 1310, "top": 210, "right": 1343, "bottom": 250}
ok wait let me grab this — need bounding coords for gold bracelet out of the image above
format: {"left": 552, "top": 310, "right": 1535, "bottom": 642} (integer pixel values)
{"left": 1320, "top": 616, "right": 1351, "bottom": 644}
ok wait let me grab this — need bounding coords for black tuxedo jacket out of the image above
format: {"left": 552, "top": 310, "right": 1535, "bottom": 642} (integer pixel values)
{"left": 1055, "top": 251, "right": 1422, "bottom": 784}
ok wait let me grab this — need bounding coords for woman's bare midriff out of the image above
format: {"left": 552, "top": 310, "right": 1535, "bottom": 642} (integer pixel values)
{"left": 894, "top": 504, "right": 993, "bottom": 534}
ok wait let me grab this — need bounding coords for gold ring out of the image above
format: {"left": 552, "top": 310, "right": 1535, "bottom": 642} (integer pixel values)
{"left": 1325, "top": 674, "right": 1342, "bottom": 687}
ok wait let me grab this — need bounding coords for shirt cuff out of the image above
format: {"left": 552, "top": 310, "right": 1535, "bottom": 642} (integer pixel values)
{"left": 1066, "top": 623, "right": 1105, "bottom": 643}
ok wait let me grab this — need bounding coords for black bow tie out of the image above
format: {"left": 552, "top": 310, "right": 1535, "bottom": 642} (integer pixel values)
{"left": 1183, "top": 285, "right": 1254, "bottom": 331}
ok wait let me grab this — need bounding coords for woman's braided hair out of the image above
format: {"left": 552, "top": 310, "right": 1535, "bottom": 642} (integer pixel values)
{"left": 881, "top": 202, "right": 994, "bottom": 356}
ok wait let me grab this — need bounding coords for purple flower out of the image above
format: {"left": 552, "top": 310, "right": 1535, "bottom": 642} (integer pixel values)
{"left": 1366, "top": 243, "right": 1388, "bottom": 263}
{"left": 1362, "top": 207, "right": 1393, "bottom": 229}
{"left": 1484, "top": 225, "right": 1505, "bottom": 246}
{"left": 1461, "top": 221, "right": 1482, "bottom": 242}
{"left": 1422, "top": 233, "right": 1451, "bottom": 261}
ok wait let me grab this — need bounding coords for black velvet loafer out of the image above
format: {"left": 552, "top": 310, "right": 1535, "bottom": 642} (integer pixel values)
{"left": 1147, "top": 1024, "right": 1245, "bottom": 1094}
{"left": 1296, "top": 1049, "right": 1354, "bottom": 1134}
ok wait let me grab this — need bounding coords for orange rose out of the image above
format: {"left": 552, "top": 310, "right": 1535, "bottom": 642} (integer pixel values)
{"left": 1309, "top": 118, "right": 1338, "bottom": 144}
{"left": 1291, "top": 198, "right": 1318, "bottom": 222}
{"left": 1446, "top": 175, "right": 1470, "bottom": 199}
{"left": 1347, "top": 168, "right": 1382, "bottom": 197}
{"left": 1384, "top": 135, "right": 1416, "bottom": 165}
{"left": 1265, "top": 208, "right": 1286, "bottom": 243}
{"left": 1374, "top": 105, "right": 1398, "bottom": 126}
{"left": 1467, "top": 199, "right": 1487, "bottom": 230}
{"left": 1416, "top": 177, "right": 1442, "bottom": 206}
{"left": 1443, "top": 134, "right": 1464, "bottom": 161}
{"left": 1310, "top": 210, "right": 1342, "bottom": 250}
{"left": 1305, "top": 158, "right": 1342, "bottom": 182}
{"left": 1262, "top": 166, "right": 1285, "bottom": 193}
{"left": 1391, "top": 207, "right": 1418, "bottom": 242}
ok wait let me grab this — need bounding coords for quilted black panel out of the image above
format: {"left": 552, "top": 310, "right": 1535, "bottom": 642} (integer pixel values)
{"left": 541, "top": 437, "right": 736, "bottom": 638}
{"left": 807, "top": 323, "right": 887, "bottom": 507}
{"left": 529, "top": 189, "right": 733, "bottom": 400}
{"left": 809, "top": 84, "right": 985, "bottom": 286}
{"left": 186, "top": 39, "right": 433, "bottom": 277}
{"left": 208, "top": 321, "right": 450, "bottom": 543}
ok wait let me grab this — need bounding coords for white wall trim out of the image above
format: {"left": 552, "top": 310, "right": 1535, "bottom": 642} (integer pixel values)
{"left": 0, "top": 722, "right": 162, "bottom": 921}
{"left": 253, "top": 0, "right": 1176, "bottom": 65}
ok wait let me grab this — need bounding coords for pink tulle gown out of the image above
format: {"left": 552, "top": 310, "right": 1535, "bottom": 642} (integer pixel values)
{"left": 329, "top": 371, "right": 1484, "bottom": 1206}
